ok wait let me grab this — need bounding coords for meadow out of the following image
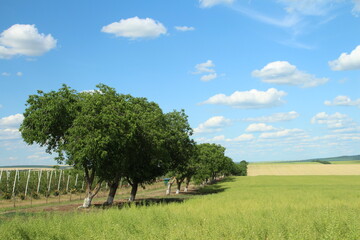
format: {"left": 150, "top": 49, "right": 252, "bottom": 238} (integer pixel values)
{"left": 1, "top": 175, "right": 359, "bottom": 239}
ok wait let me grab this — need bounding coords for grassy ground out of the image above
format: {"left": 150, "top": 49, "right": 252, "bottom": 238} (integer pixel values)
{"left": 248, "top": 163, "right": 360, "bottom": 176}
{"left": 1, "top": 176, "right": 360, "bottom": 239}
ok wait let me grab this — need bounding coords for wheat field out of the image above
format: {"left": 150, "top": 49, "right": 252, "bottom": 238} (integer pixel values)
{"left": 248, "top": 163, "right": 360, "bottom": 176}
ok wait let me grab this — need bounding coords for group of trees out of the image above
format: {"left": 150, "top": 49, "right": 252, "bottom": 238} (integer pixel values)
{"left": 20, "top": 84, "right": 243, "bottom": 208}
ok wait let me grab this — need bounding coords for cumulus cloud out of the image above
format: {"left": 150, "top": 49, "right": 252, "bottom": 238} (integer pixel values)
{"left": 201, "top": 73, "right": 218, "bottom": 82}
{"left": 194, "top": 116, "right": 231, "bottom": 134}
{"left": 196, "top": 133, "right": 255, "bottom": 142}
{"left": 311, "top": 112, "right": 352, "bottom": 128}
{"left": 329, "top": 45, "right": 360, "bottom": 71}
{"left": 175, "top": 26, "right": 195, "bottom": 31}
{"left": 194, "top": 60, "right": 215, "bottom": 74}
{"left": 0, "top": 24, "right": 57, "bottom": 59}
{"left": 0, "top": 114, "right": 24, "bottom": 127}
{"left": 252, "top": 61, "right": 328, "bottom": 88}
{"left": 243, "top": 111, "right": 299, "bottom": 122}
{"left": 245, "top": 123, "right": 277, "bottom": 132}
{"left": 0, "top": 128, "right": 21, "bottom": 140}
{"left": 199, "top": 0, "right": 234, "bottom": 8}
{"left": 201, "top": 88, "right": 287, "bottom": 109}
{"left": 16, "top": 72, "right": 22, "bottom": 77}
{"left": 101, "top": 17, "right": 167, "bottom": 39}
{"left": 194, "top": 60, "right": 218, "bottom": 81}
{"left": 231, "top": 134, "right": 255, "bottom": 141}
{"left": 325, "top": 96, "right": 360, "bottom": 107}
{"left": 259, "top": 128, "right": 304, "bottom": 139}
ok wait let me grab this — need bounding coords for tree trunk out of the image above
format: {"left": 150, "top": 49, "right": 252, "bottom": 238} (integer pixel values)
{"left": 80, "top": 168, "right": 102, "bottom": 208}
{"left": 104, "top": 179, "right": 119, "bottom": 205}
{"left": 166, "top": 177, "right": 176, "bottom": 195}
{"left": 175, "top": 178, "right": 184, "bottom": 195}
{"left": 129, "top": 182, "right": 138, "bottom": 202}
{"left": 184, "top": 177, "right": 191, "bottom": 192}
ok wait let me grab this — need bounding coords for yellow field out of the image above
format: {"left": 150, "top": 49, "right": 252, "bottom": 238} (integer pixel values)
{"left": 248, "top": 163, "right": 360, "bottom": 176}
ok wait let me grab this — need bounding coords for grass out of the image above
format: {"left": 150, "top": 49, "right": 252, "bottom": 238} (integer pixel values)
{"left": 1, "top": 176, "right": 360, "bottom": 239}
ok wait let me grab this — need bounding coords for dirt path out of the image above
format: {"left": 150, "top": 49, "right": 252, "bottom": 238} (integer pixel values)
{"left": 0, "top": 185, "right": 198, "bottom": 215}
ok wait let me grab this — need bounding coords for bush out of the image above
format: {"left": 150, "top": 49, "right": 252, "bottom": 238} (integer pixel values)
{"left": 313, "top": 160, "right": 331, "bottom": 164}
{"left": 2, "top": 192, "right": 12, "bottom": 200}
{"left": 70, "top": 188, "right": 77, "bottom": 194}
{"left": 32, "top": 192, "right": 40, "bottom": 199}
{"left": 53, "top": 190, "right": 60, "bottom": 196}
{"left": 20, "top": 194, "right": 26, "bottom": 200}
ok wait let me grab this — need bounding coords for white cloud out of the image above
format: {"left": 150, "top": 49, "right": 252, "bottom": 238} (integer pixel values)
{"left": 311, "top": 112, "right": 352, "bottom": 128}
{"left": 16, "top": 72, "right": 22, "bottom": 77}
{"left": 231, "top": 134, "right": 255, "bottom": 141}
{"left": 194, "top": 60, "right": 218, "bottom": 81}
{"left": 325, "top": 96, "right": 360, "bottom": 107}
{"left": 0, "top": 114, "right": 24, "bottom": 127}
{"left": 259, "top": 128, "right": 304, "bottom": 139}
{"left": 196, "top": 133, "right": 255, "bottom": 142}
{"left": 201, "top": 73, "right": 218, "bottom": 81}
{"left": 252, "top": 61, "right": 328, "bottom": 88}
{"left": 201, "top": 88, "right": 287, "bottom": 109}
{"left": 245, "top": 123, "right": 277, "bottom": 132}
{"left": 279, "top": 0, "right": 338, "bottom": 16}
{"left": 329, "top": 45, "right": 360, "bottom": 71}
{"left": 243, "top": 111, "right": 300, "bottom": 122}
{"left": 175, "top": 26, "right": 195, "bottom": 31}
{"left": 352, "top": 0, "right": 360, "bottom": 15}
{"left": 199, "top": 0, "right": 234, "bottom": 8}
{"left": 101, "top": 17, "right": 167, "bottom": 39}
{"left": 194, "top": 116, "right": 231, "bottom": 134}
{"left": 0, "top": 24, "right": 57, "bottom": 59}
{"left": 0, "top": 128, "right": 21, "bottom": 140}
{"left": 1, "top": 72, "right": 10, "bottom": 76}
{"left": 194, "top": 60, "right": 215, "bottom": 74}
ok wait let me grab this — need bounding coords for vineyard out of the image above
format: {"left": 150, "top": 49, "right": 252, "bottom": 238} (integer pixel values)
{"left": 0, "top": 168, "right": 104, "bottom": 207}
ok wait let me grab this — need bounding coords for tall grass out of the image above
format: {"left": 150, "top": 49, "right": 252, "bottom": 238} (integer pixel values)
{"left": 1, "top": 176, "right": 360, "bottom": 239}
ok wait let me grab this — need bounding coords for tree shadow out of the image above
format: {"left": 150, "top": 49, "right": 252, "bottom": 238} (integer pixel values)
{"left": 93, "top": 177, "right": 233, "bottom": 210}
{"left": 93, "top": 197, "right": 185, "bottom": 210}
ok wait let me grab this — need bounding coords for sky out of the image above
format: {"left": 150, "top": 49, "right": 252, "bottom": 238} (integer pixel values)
{"left": 0, "top": 0, "right": 359, "bottom": 165}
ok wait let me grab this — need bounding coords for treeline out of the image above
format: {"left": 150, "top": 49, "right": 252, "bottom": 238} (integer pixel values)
{"left": 20, "top": 84, "right": 246, "bottom": 207}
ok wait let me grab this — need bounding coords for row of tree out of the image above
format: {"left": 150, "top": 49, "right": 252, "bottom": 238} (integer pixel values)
{"left": 20, "top": 84, "right": 244, "bottom": 207}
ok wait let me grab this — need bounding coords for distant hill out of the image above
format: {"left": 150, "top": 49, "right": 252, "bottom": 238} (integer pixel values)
{"left": 283, "top": 155, "right": 360, "bottom": 163}
{"left": 0, "top": 165, "right": 72, "bottom": 170}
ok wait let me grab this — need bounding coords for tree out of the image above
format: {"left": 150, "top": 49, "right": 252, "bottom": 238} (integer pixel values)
{"left": 195, "top": 143, "right": 226, "bottom": 183}
{"left": 163, "top": 110, "right": 195, "bottom": 195}
{"left": 20, "top": 84, "right": 134, "bottom": 207}
{"left": 20, "top": 85, "right": 79, "bottom": 159}
{"left": 122, "top": 97, "right": 170, "bottom": 201}
{"left": 65, "top": 85, "right": 134, "bottom": 207}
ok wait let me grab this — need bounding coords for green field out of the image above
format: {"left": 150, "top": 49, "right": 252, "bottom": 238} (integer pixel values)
{"left": 1, "top": 176, "right": 360, "bottom": 239}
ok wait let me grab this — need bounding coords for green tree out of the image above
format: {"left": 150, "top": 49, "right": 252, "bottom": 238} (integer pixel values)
{"left": 163, "top": 110, "right": 195, "bottom": 195}
{"left": 194, "top": 143, "right": 227, "bottom": 184}
{"left": 122, "top": 97, "right": 170, "bottom": 201}
{"left": 20, "top": 84, "right": 134, "bottom": 207}
{"left": 65, "top": 85, "right": 134, "bottom": 207}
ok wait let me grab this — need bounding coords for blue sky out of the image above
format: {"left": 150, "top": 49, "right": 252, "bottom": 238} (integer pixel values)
{"left": 0, "top": 0, "right": 359, "bottom": 164}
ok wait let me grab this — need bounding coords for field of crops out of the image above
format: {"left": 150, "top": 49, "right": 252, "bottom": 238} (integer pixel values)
{"left": 248, "top": 163, "right": 360, "bottom": 176}
{"left": 0, "top": 175, "right": 359, "bottom": 239}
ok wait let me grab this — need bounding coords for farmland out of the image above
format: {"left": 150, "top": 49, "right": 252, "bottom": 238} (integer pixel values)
{"left": 1, "top": 175, "right": 360, "bottom": 239}
{"left": 248, "top": 162, "right": 360, "bottom": 176}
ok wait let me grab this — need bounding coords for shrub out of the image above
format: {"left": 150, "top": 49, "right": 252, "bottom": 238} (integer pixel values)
{"left": 2, "top": 192, "right": 12, "bottom": 200}
{"left": 20, "top": 194, "right": 26, "bottom": 200}
{"left": 32, "top": 192, "right": 40, "bottom": 199}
